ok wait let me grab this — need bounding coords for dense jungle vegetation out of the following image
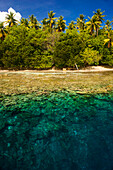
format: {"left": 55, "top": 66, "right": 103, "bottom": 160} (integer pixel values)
{"left": 0, "top": 9, "right": 113, "bottom": 69}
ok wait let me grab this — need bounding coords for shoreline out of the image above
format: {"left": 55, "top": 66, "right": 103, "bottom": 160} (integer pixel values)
{"left": 0, "top": 66, "right": 113, "bottom": 95}
{"left": 0, "top": 66, "right": 113, "bottom": 74}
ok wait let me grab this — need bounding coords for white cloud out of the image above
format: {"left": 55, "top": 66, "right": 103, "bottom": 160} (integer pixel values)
{"left": 8, "top": 8, "right": 16, "bottom": 14}
{"left": 0, "top": 11, "right": 7, "bottom": 22}
{"left": 0, "top": 7, "right": 22, "bottom": 24}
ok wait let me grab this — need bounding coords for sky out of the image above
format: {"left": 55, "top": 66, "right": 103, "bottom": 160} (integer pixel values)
{"left": 0, "top": 0, "right": 113, "bottom": 26}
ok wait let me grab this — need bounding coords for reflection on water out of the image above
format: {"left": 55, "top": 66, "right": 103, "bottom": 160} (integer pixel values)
{"left": 0, "top": 72, "right": 113, "bottom": 170}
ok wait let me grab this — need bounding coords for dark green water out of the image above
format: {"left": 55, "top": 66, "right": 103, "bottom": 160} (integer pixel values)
{"left": 0, "top": 91, "right": 113, "bottom": 170}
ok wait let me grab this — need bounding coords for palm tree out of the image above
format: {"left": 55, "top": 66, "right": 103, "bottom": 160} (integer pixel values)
{"left": 41, "top": 18, "right": 48, "bottom": 30}
{"left": 5, "top": 12, "right": 17, "bottom": 27}
{"left": 29, "top": 15, "right": 40, "bottom": 29}
{"left": 29, "top": 14, "right": 35, "bottom": 28}
{"left": 105, "top": 20, "right": 112, "bottom": 32}
{"left": 56, "top": 16, "right": 66, "bottom": 32}
{"left": 86, "top": 15, "right": 101, "bottom": 35}
{"left": 20, "top": 18, "right": 29, "bottom": 27}
{"left": 93, "top": 9, "right": 106, "bottom": 36}
{"left": 0, "top": 22, "right": 7, "bottom": 40}
{"left": 67, "top": 21, "right": 76, "bottom": 30}
{"left": 46, "top": 11, "right": 57, "bottom": 33}
{"left": 33, "top": 18, "right": 41, "bottom": 29}
{"left": 93, "top": 9, "right": 106, "bottom": 21}
{"left": 29, "top": 15, "right": 35, "bottom": 24}
{"left": 104, "top": 20, "right": 113, "bottom": 48}
{"left": 76, "top": 14, "right": 86, "bottom": 31}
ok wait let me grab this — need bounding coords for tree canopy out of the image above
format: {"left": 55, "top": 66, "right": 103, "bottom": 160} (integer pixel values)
{"left": 0, "top": 9, "right": 113, "bottom": 69}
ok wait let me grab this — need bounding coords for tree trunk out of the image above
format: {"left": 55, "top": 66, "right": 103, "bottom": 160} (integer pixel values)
{"left": 91, "top": 27, "right": 93, "bottom": 35}
{"left": 108, "top": 39, "right": 111, "bottom": 48}
{"left": 96, "top": 27, "right": 98, "bottom": 36}
{"left": 75, "top": 63, "right": 78, "bottom": 70}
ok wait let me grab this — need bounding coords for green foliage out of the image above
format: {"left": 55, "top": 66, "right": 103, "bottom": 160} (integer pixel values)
{"left": 5, "top": 12, "right": 18, "bottom": 27}
{"left": 79, "top": 48, "right": 101, "bottom": 66}
{"left": 1, "top": 26, "right": 53, "bottom": 69}
{"left": 87, "top": 35, "right": 105, "bottom": 53}
{"left": 101, "top": 48, "right": 113, "bottom": 66}
{"left": 0, "top": 40, "right": 4, "bottom": 67}
{"left": 102, "top": 55, "right": 113, "bottom": 66}
{"left": 56, "top": 16, "right": 66, "bottom": 32}
{"left": 67, "top": 21, "right": 76, "bottom": 30}
{"left": 0, "top": 9, "right": 113, "bottom": 69}
{"left": 54, "top": 30, "right": 86, "bottom": 68}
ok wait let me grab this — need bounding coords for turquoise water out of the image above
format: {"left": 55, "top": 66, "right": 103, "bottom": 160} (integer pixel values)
{"left": 0, "top": 91, "right": 113, "bottom": 170}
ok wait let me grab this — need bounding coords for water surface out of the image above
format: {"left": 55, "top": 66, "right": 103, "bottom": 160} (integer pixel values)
{"left": 0, "top": 71, "right": 113, "bottom": 170}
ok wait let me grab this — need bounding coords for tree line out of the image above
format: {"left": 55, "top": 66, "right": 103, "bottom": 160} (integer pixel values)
{"left": 0, "top": 9, "right": 113, "bottom": 69}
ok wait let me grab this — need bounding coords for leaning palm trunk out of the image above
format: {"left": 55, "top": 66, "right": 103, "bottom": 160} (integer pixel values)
{"left": 75, "top": 63, "right": 78, "bottom": 70}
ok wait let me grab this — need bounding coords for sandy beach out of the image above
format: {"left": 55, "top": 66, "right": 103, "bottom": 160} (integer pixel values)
{"left": 0, "top": 66, "right": 113, "bottom": 74}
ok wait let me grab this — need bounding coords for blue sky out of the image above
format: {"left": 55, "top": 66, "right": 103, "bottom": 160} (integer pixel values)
{"left": 0, "top": 0, "right": 113, "bottom": 25}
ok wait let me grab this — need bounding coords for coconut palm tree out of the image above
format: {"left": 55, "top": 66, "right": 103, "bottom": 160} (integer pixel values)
{"left": 29, "top": 15, "right": 35, "bottom": 24}
{"left": 104, "top": 20, "right": 113, "bottom": 48}
{"left": 20, "top": 18, "right": 29, "bottom": 27}
{"left": 67, "top": 21, "right": 76, "bottom": 30}
{"left": 56, "top": 16, "right": 66, "bottom": 32}
{"left": 0, "top": 22, "right": 7, "bottom": 40}
{"left": 86, "top": 15, "right": 101, "bottom": 35}
{"left": 29, "top": 14, "right": 35, "bottom": 28}
{"left": 105, "top": 20, "right": 112, "bottom": 32}
{"left": 46, "top": 11, "right": 57, "bottom": 33}
{"left": 29, "top": 15, "right": 41, "bottom": 29}
{"left": 76, "top": 14, "right": 86, "bottom": 31}
{"left": 93, "top": 9, "right": 106, "bottom": 36}
{"left": 5, "top": 12, "right": 17, "bottom": 27}
{"left": 33, "top": 18, "right": 41, "bottom": 29}
{"left": 41, "top": 18, "right": 48, "bottom": 30}
{"left": 93, "top": 9, "right": 106, "bottom": 22}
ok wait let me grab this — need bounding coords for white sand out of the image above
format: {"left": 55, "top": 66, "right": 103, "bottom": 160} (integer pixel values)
{"left": 0, "top": 66, "right": 113, "bottom": 74}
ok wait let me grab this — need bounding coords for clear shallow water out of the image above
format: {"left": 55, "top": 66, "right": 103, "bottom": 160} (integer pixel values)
{"left": 0, "top": 71, "right": 113, "bottom": 95}
{"left": 0, "top": 91, "right": 113, "bottom": 170}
